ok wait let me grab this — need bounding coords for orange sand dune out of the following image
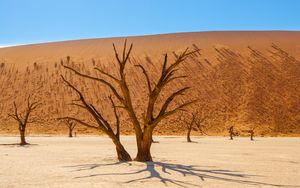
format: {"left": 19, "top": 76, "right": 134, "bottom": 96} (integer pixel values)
{"left": 0, "top": 31, "right": 299, "bottom": 136}
{"left": 1, "top": 31, "right": 300, "bottom": 65}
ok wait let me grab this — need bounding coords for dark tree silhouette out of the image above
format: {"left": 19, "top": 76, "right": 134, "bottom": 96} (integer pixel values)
{"left": 249, "top": 129, "right": 254, "bottom": 141}
{"left": 228, "top": 126, "right": 239, "bottom": 140}
{"left": 247, "top": 126, "right": 257, "bottom": 141}
{"left": 63, "top": 40, "right": 198, "bottom": 161}
{"left": 228, "top": 126, "right": 235, "bottom": 140}
{"left": 180, "top": 112, "right": 206, "bottom": 142}
{"left": 61, "top": 119, "right": 77, "bottom": 137}
{"left": 8, "top": 95, "right": 41, "bottom": 145}
{"left": 59, "top": 76, "right": 132, "bottom": 161}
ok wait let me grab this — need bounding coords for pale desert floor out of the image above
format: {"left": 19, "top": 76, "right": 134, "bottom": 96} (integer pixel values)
{"left": 0, "top": 136, "right": 299, "bottom": 188}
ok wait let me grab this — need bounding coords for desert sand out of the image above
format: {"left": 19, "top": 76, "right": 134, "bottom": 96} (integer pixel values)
{"left": 0, "top": 136, "right": 299, "bottom": 187}
{"left": 0, "top": 31, "right": 300, "bottom": 136}
{"left": 1, "top": 31, "right": 300, "bottom": 64}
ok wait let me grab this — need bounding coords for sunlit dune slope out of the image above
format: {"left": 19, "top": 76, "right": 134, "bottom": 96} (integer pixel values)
{"left": 0, "top": 31, "right": 299, "bottom": 136}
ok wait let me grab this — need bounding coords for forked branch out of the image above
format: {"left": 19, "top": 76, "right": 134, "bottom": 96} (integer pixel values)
{"left": 63, "top": 65, "right": 124, "bottom": 102}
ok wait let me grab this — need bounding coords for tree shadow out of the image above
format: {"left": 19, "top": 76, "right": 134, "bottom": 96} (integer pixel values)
{"left": 0, "top": 143, "right": 38, "bottom": 147}
{"left": 64, "top": 161, "right": 132, "bottom": 172}
{"left": 184, "top": 141, "right": 198, "bottom": 143}
{"left": 65, "top": 161, "right": 299, "bottom": 187}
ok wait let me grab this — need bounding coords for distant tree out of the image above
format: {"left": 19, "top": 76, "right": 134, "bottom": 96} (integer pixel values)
{"left": 249, "top": 129, "right": 254, "bottom": 141}
{"left": 60, "top": 119, "right": 77, "bottom": 137}
{"left": 247, "top": 124, "right": 259, "bottom": 141}
{"left": 228, "top": 126, "right": 235, "bottom": 140}
{"left": 63, "top": 40, "right": 198, "bottom": 161}
{"left": 8, "top": 95, "right": 41, "bottom": 145}
{"left": 180, "top": 112, "right": 207, "bottom": 142}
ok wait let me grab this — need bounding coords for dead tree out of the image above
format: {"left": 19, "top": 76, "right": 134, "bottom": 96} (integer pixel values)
{"left": 180, "top": 112, "right": 206, "bottom": 142}
{"left": 186, "top": 114, "right": 196, "bottom": 142}
{"left": 228, "top": 126, "right": 238, "bottom": 140}
{"left": 63, "top": 40, "right": 198, "bottom": 161}
{"left": 59, "top": 77, "right": 132, "bottom": 161}
{"left": 248, "top": 126, "right": 257, "bottom": 141}
{"left": 61, "top": 119, "right": 77, "bottom": 137}
{"left": 242, "top": 129, "right": 255, "bottom": 141}
{"left": 249, "top": 129, "right": 254, "bottom": 141}
{"left": 8, "top": 95, "right": 41, "bottom": 145}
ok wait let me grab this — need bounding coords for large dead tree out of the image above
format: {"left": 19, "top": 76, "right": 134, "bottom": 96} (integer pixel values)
{"left": 63, "top": 40, "right": 198, "bottom": 161}
{"left": 59, "top": 77, "right": 132, "bottom": 161}
{"left": 8, "top": 95, "right": 41, "bottom": 145}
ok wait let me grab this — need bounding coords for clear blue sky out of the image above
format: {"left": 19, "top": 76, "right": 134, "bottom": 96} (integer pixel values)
{"left": 0, "top": 0, "right": 299, "bottom": 46}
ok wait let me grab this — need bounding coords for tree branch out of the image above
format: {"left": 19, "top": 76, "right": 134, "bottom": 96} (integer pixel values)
{"left": 109, "top": 95, "right": 120, "bottom": 139}
{"left": 58, "top": 117, "right": 98, "bottom": 130}
{"left": 156, "top": 87, "right": 190, "bottom": 119}
{"left": 94, "top": 67, "right": 120, "bottom": 82}
{"left": 152, "top": 99, "right": 197, "bottom": 126}
{"left": 62, "top": 66, "right": 124, "bottom": 102}
{"left": 135, "top": 64, "right": 152, "bottom": 94}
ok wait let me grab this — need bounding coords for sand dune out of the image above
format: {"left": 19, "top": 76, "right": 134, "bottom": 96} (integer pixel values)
{"left": 1, "top": 31, "right": 300, "bottom": 65}
{"left": 0, "top": 31, "right": 299, "bottom": 136}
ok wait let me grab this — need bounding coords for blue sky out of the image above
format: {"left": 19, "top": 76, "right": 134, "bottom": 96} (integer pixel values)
{"left": 0, "top": 0, "right": 299, "bottom": 46}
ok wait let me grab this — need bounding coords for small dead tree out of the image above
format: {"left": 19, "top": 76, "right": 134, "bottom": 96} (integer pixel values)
{"left": 228, "top": 125, "right": 238, "bottom": 140}
{"left": 59, "top": 77, "right": 132, "bottom": 161}
{"left": 61, "top": 119, "right": 77, "bottom": 137}
{"left": 242, "top": 129, "right": 255, "bottom": 141}
{"left": 185, "top": 114, "right": 196, "bottom": 142}
{"left": 63, "top": 40, "right": 198, "bottom": 161}
{"left": 8, "top": 95, "right": 41, "bottom": 145}
{"left": 242, "top": 124, "right": 259, "bottom": 141}
{"left": 249, "top": 129, "right": 254, "bottom": 141}
{"left": 180, "top": 112, "right": 206, "bottom": 142}
{"left": 248, "top": 125, "right": 257, "bottom": 141}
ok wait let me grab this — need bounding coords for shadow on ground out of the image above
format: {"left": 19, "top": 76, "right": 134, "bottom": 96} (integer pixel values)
{"left": 64, "top": 161, "right": 299, "bottom": 187}
{"left": 0, "top": 143, "right": 38, "bottom": 147}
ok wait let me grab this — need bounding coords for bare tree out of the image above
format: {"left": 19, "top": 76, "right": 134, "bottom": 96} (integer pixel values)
{"left": 59, "top": 77, "right": 132, "bottom": 161}
{"left": 184, "top": 113, "right": 196, "bottom": 142}
{"left": 228, "top": 125, "right": 239, "bottom": 140}
{"left": 247, "top": 125, "right": 258, "bottom": 141}
{"left": 249, "top": 129, "right": 254, "bottom": 141}
{"left": 180, "top": 112, "right": 206, "bottom": 142}
{"left": 229, "top": 126, "right": 234, "bottom": 140}
{"left": 60, "top": 119, "right": 77, "bottom": 137}
{"left": 241, "top": 128, "right": 255, "bottom": 141}
{"left": 8, "top": 95, "right": 41, "bottom": 145}
{"left": 63, "top": 40, "right": 198, "bottom": 161}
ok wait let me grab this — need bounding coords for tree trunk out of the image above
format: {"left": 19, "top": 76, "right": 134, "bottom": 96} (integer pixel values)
{"left": 230, "top": 132, "right": 233, "bottom": 140}
{"left": 134, "top": 131, "right": 152, "bottom": 162}
{"left": 19, "top": 129, "right": 27, "bottom": 145}
{"left": 250, "top": 132, "right": 254, "bottom": 141}
{"left": 116, "top": 145, "right": 132, "bottom": 161}
{"left": 187, "top": 127, "right": 192, "bottom": 142}
{"left": 68, "top": 128, "right": 73, "bottom": 137}
{"left": 110, "top": 135, "right": 132, "bottom": 161}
